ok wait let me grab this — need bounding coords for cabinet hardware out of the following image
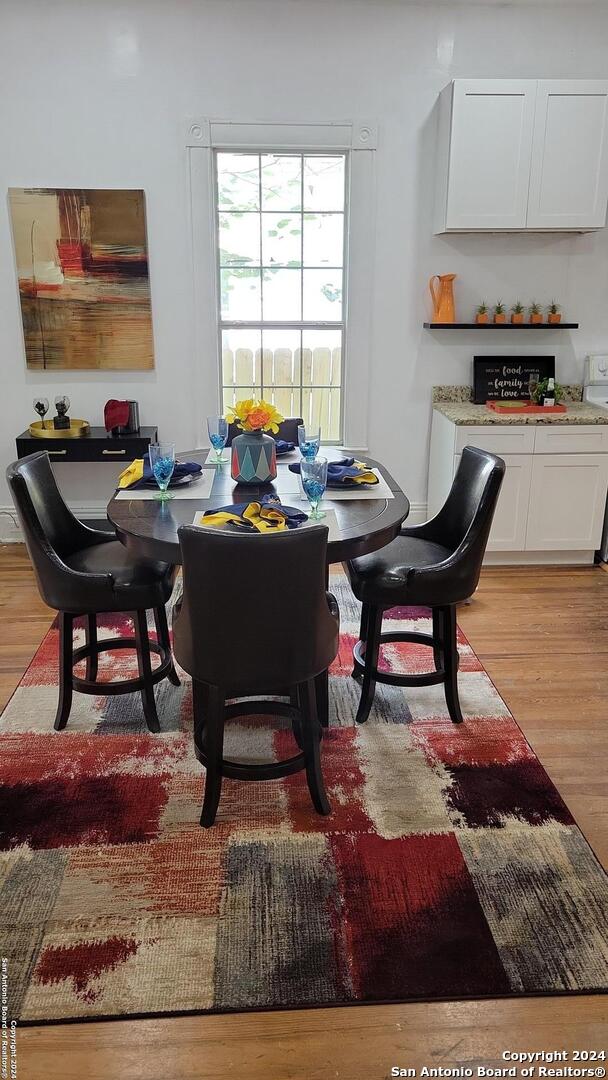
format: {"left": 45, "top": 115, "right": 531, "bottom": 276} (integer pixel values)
{"left": 102, "top": 449, "right": 127, "bottom": 455}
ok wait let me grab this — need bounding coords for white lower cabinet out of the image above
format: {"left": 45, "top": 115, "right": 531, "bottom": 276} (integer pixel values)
{"left": 526, "top": 454, "right": 608, "bottom": 550}
{"left": 489, "top": 455, "right": 534, "bottom": 552}
{"left": 455, "top": 453, "right": 532, "bottom": 550}
{"left": 428, "top": 412, "right": 608, "bottom": 564}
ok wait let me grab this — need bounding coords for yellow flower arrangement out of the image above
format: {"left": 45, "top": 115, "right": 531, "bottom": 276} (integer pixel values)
{"left": 226, "top": 398, "right": 283, "bottom": 434}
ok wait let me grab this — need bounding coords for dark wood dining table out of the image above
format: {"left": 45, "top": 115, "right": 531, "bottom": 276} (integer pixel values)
{"left": 107, "top": 448, "right": 410, "bottom": 566}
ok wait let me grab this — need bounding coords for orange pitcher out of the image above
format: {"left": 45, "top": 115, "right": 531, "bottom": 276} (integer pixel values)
{"left": 429, "top": 273, "right": 456, "bottom": 323}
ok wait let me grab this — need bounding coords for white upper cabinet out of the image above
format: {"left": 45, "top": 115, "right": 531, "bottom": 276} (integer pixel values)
{"left": 527, "top": 81, "right": 608, "bottom": 229}
{"left": 438, "top": 80, "right": 537, "bottom": 231}
{"left": 434, "top": 79, "right": 608, "bottom": 232}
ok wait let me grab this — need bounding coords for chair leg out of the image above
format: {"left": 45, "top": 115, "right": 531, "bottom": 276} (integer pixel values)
{"left": 298, "top": 678, "right": 330, "bottom": 816}
{"left": 352, "top": 602, "right": 370, "bottom": 678}
{"left": 85, "top": 613, "right": 98, "bottom": 682}
{"left": 200, "top": 685, "right": 225, "bottom": 828}
{"left": 134, "top": 610, "right": 160, "bottom": 733}
{"left": 443, "top": 605, "right": 464, "bottom": 724}
{"left": 315, "top": 669, "right": 329, "bottom": 729}
{"left": 355, "top": 606, "right": 383, "bottom": 725}
{"left": 154, "top": 604, "right": 180, "bottom": 687}
{"left": 54, "top": 612, "right": 74, "bottom": 731}
{"left": 192, "top": 678, "right": 208, "bottom": 741}
{"left": 432, "top": 607, "right": 445, "bottom": 673}
{"left": 289, "top": 686, "right": 304, "bottom": 749}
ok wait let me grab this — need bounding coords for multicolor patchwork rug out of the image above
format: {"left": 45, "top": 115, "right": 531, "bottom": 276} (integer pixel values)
{"left": 1, "top": 575, "right": 607, "bottom": 1024}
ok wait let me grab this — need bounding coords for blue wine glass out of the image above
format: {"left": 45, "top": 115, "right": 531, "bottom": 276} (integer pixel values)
{"left": 301, "top": 457, "right": 328, "bottom": 520}
{"left": 298, "top": 424, "right": 321, "bottom": 462}
{"left": 149, "top": 442, "right": 176, "bottom": 500}
{"left": 207, "top": 417, "right": 229, "bottom": 463}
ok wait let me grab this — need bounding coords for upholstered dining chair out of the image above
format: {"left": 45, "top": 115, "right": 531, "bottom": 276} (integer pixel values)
{"left": 173, "top": 524, "right": 339, "bottom": 827}
{"left": 7, "top": 451, "right": 179, "bottom": 733}
{"left": 225, "top": 416, "right": 304, "bottom": 447}
{"left": 345, "top": 446, "right": 505, "bottom": 726}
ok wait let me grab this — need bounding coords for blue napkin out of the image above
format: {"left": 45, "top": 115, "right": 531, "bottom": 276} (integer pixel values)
{"left": 202, "top": 495, "right": 307, "bottom": 531}
{"left": 288, "top": 457, "right": 379, "bottom": 488}
{"left": 275, "top": 439, "right": 295, "bottom": 456}
{"left": 136, "top": 460, "right": 203, "bottom": 490}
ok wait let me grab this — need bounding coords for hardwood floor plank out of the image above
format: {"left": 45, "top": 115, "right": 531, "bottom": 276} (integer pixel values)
{"left": 1, "top": 546, "right": 606, "bottom": 1079}
{"left": 16, "top": 997, "right": 608, "bottom": 1080}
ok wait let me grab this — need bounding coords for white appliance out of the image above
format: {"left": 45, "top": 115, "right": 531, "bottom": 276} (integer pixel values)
{"left": 583, "top": 354, "right": 608, "bottom": 560}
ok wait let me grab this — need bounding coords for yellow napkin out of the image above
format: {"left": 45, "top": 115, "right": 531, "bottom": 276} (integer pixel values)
{"left": 201, "top": 502, "right": 290, "bottom": 532}
{"left": 351, "top": 460, "right": 379, "bottom": 485}
{"left": 117, "top": 459, "right": 144, "bottom": 489}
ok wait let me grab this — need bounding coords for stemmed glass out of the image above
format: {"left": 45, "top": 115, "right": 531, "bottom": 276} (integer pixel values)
{"left": 149, "top": 443, "right": 176, "bottom": 500}
{"left": 298, "top": 424, "right": 321, "bottom": 461}
{"left": 207, "top": 417, "right": 229, "bottom": 463}
{"left": 301, "top": 457, "right": 328, "bottom": 520}
{"left": 32, "top": 397, "right": 49, "bottom": 421}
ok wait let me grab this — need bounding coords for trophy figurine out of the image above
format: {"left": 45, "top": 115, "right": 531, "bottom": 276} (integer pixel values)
{"left": 53, "top": 395, "right": 71, "bottom": 431}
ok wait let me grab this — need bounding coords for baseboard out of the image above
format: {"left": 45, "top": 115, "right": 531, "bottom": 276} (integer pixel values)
{"left": 1, "top": 501, "right": 430, "bottom": 543}
{"left": 405, "top": 502, "right": 427, "bottom": 526}
{"left": 484, "top": 550, "right": 595, "bottom": 566}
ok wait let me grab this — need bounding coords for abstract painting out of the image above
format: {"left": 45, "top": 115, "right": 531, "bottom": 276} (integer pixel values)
{"left": 8, "top": 188, "right": 154, "bottom": 370}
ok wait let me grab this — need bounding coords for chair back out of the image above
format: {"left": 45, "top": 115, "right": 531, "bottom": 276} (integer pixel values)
{"left": 6, "top": 451, "right": 99, "bottom": 609}
{"left": 173, "top": 524, "right": 339, "bottom": 692}
{"left": 424, "top": 446, "right": 505, "bottom": 598}
{"left": 226, "top": 417, "right": 304, "bottom": 447}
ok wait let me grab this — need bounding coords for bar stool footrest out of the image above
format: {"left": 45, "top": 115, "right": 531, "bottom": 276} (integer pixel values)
{"left": 72, "top": 637, "right": 172, "bottom": 695}
{"left": 353, "top": 632, "right": 446, "bottom": 688}
{"left": 194, "top": 698, "right": 308, "bottom": 781}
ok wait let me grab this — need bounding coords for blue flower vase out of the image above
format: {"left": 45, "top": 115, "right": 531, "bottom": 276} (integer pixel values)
{"left": 230, "top": 430, "right": 277, "bottom": 484}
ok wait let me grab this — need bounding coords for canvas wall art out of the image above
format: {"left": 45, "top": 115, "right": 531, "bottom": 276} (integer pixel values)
{"left": 8, "top": 188, "right": 154, "bottom": 370}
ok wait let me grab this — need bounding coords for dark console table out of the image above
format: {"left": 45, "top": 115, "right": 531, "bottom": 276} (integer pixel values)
{"left": 16, "top": 426, "right": 158, "bottom": 463}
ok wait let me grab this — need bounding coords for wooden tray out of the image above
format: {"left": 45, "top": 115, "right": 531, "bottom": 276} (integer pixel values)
{"left": 486, "top": 401, "right": 566, "bottom": 415}
{"left": 29, "top": 419, "right": 91, "bottom": 439}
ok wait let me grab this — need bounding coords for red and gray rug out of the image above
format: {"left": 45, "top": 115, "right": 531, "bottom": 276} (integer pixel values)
{"left": 1, "top": 575, "right": 607, "bottom": 1023}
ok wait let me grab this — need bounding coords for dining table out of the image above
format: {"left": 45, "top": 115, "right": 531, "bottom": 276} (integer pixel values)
{"left": 106, "top": 447, "right": 411, "bottom": 567}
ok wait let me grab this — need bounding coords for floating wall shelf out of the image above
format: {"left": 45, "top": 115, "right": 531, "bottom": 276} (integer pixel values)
{"left": 423, "top": 322, "right": 579, "bottom": 330}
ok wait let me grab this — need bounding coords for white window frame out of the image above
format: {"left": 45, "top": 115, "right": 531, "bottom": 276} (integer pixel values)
{"left": 186, "top": 118, "right": 377, "bottom": 453}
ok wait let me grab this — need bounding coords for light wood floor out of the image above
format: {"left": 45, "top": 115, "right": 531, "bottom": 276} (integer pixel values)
{"left": 2, "top": 546, "right": 606, "bottom": 1080}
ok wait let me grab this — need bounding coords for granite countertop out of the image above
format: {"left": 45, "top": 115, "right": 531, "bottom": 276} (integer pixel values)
{"left": 433, "top": 400, "right": 608, "bottom": 425}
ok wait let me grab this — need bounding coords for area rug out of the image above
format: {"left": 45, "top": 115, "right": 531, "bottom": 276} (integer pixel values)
{"left": 1, "top": 574, "right": 607, "bottom": 1024}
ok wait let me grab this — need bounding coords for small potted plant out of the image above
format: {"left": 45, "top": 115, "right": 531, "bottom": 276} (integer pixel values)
{"left": 475, "top": 302, "right": 488, "bottom": 325}
{"left": 529, "top": 302, "right": 543, "bottom": 325}
{"left": 493, "top": 301, "right": 506, "bottom": 325}
{"left": 548, "top": 301, "right": 562, "bottom": 324}
{"left": 531, "top": 378, "right": 564, "bottom": 406}
{"left": 511, "top": 301, "right": 524, "bottom": 325}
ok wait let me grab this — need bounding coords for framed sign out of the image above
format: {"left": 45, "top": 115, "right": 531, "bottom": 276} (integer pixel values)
{"left": 473, "top": 356, "right": 555, "bottom": 404}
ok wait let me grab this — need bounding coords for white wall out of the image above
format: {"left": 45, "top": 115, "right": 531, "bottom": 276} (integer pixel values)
{"left": 2, "top": 0, "right": 608, "bottom": 530}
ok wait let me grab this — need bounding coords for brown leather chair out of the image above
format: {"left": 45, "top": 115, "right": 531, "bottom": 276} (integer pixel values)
{"left": 7, "top": 451, "right": 179, "bottom": 733}
{"left": 173, "top": 524, "right": 339, "bottom": 827}
{"left": 225, "top": 417, "right": 304, "bottom": 447}
{"left": 346, "top": 446, "right": 505, "bottom": 725}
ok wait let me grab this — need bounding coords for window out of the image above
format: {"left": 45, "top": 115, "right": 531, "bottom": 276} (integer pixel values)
{"left": 215, "top": 152, "right": 347, "bottom": 441}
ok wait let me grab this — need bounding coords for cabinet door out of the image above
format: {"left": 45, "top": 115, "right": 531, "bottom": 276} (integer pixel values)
{"left": 526, "top": 454, "right": 608, "bottom": 550}
{"left": 527, "top": 81, "right": 608, "bottom": 229}
{"left": 455, "top": 453, "right": 532, "bottom": 551}
{"left": 445, "top": 80, "right": 537, "bottom": 230}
